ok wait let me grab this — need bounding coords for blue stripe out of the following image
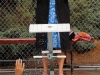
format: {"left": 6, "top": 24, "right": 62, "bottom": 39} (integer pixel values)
{"left": 47, "top": 0, "right": 61, "bottom": 49}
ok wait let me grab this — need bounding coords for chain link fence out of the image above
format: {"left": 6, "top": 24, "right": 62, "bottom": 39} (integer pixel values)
{"left": 0, "top": 0, "right": 100, "bottom": 74}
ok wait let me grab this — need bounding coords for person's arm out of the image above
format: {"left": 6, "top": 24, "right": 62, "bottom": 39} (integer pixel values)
{"left": 15, "top": 59, "right": 25, "bottom": 75}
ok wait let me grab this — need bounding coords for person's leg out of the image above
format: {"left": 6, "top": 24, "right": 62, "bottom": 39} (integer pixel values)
{"left": 42, "top": 53, "right": 48, "bottom": 75}
{"left": 56, "top": 48, "right": 65, "bottom": 75}
{"left": 63, "top": 52, "right": 70, "bottom": 68}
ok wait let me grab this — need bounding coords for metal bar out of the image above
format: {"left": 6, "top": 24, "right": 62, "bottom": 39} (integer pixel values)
{"left": 48, "top": 32, "right": 54, "bottom": 75}
{"left": 33, "top": 56, "right": 47, "bottom": 58}
{"left": 0, "top": 71, "right": 15, "bottom": 73}
{"left": 33, "top": 56, "right": 66, "bottom": 58}
{"left": 70, "top": 42, "right": 74, "bottom": 75}
{"left": 48, "top": 32, "right": 53, "bottom": 53}
{"left": 79, "top": 66, "right": 100, "bottom": 68}
{"left": 1, "top": 68, "right": 100, "bottom": 73}
{"left": 0, "top": 60, "right": 41, "bottom": 62}
{"left": 42, "top": 50, "right": 61, "bottom": 53}
{"left": 1, "top": 68, "right": 100, "bottom": 72}
{"left": 50, "top": 71, "right": 54, "bottom": 75}
{"left": 71, "top": 50, "right": 74, "bottom": 75}
{"left": 53, "top": 56, "right": 66, "bottom": 58}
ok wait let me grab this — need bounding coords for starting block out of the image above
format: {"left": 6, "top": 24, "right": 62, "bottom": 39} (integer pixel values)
{"left": 29, "top": 23, "right": 70, "bottom": 75}
{"left": 29, "top": 23, "right": 70, "bottom": 32}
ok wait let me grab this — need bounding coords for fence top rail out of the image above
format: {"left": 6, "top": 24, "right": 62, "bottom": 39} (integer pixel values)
{"left": 0, "top": 38, "right": 36, "bottom": 44}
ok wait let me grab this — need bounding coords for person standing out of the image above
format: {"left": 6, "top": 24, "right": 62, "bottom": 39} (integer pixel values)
{"left": 36, "top": 0, "right": 71, "bottom": 75}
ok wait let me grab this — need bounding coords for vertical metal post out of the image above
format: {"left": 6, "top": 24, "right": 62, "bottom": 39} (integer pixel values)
{"left": 71, "top": 42, "right": 74, "bottom": 75}
{"left": 48, "top": 32, "right": 54, "bottom": 75}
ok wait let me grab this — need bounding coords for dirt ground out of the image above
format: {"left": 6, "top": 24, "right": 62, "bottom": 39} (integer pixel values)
{"left": 66, "top": 40, "right": 100, "bottom": 65}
